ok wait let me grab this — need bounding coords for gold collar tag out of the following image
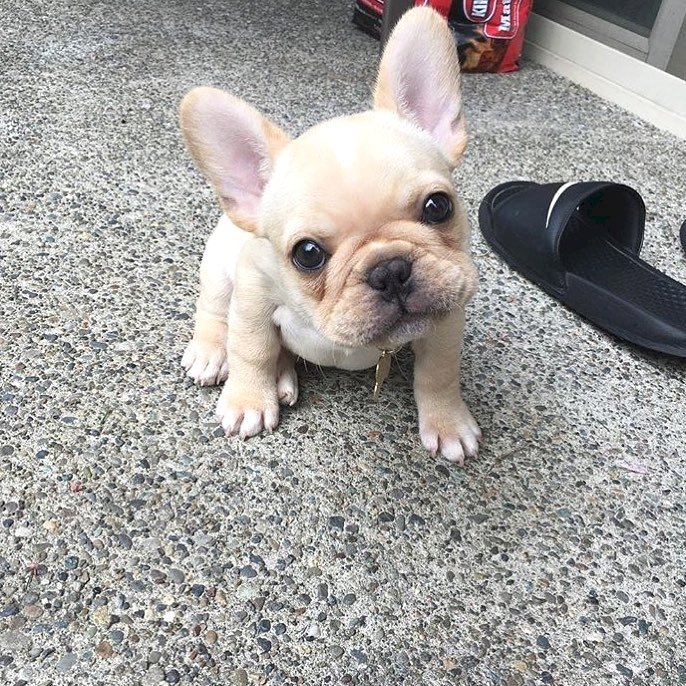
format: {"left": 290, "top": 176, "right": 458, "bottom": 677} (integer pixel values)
{"left": 373, "top": 349, "right": 393, "bottom": 400}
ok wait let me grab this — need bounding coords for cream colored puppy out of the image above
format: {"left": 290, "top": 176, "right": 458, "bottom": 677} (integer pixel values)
{"left": 180, "top": 7, "right": 481, "bottom": 463}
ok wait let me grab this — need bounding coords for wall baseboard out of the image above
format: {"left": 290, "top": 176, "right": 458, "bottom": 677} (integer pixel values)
{"left": 523, "top": 14, "right": 686, "bottom": 139}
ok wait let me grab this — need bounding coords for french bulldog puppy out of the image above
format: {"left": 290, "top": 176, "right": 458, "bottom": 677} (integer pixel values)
{"left": 180, "top": 7, "right": 481, "bottom": 463}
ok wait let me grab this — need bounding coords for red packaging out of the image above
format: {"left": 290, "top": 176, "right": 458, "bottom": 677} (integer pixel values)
{"left": 352, "top": 0, "right": 532, "bottom": 73}
{"left": 417, "top": 0, "right": 533, "bottom": 73}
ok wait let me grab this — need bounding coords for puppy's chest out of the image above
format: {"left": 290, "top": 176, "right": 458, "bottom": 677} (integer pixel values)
{"left": 272, "top": 306, "right": 379, "bottom": 371}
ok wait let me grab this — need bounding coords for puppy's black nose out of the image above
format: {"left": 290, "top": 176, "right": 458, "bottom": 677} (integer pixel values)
{"left": 367, "top": 257, "right": 413, "bottom": 302}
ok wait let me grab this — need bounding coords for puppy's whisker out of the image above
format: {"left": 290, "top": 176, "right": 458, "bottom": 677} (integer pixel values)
{"left": 395, "top": 355, "right": 410, "bottom": 383}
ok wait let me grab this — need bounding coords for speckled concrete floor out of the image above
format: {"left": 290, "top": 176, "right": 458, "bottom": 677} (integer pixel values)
{"left": 1, "top": 1, "right": 685, "bottom": 685}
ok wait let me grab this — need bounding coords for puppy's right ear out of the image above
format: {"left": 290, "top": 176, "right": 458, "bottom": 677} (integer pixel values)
{"left": 374, "top": 7, "right": 467, "bottom": 168}
{"left": 180, "top": 87, "right": 290, "bottom": 232}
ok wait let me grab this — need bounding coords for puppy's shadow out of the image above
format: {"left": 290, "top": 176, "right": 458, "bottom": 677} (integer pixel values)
{"left": 293, "top": 349, "right": 418, "bottom": 429}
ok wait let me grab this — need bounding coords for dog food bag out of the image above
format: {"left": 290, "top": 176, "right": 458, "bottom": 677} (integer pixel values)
{"left": 353, "top": 0, "right": 533, "bottom": 73}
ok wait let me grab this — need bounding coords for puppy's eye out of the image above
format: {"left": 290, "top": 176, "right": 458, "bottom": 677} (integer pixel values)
{"left": 292, "top": 239, "right": 327, "bottom": 272}
{"left": 421, "top": 193, "right": 453, "bottom": 225}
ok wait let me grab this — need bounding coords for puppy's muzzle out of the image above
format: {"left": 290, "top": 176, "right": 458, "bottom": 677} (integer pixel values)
{"left": 367, "top": 257, "right": 413, "bottom": 304}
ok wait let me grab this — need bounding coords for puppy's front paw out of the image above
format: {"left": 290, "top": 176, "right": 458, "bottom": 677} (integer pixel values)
{"left": 419, "top": 399, "right": 481, "bottom": 465}
{"left": 182, "top": 336, "right": 229, "bottom": 387}
{"left": 276, "top": 351, "right": 298, "bottom": 406}
{"left": 216, "top": 383, "right": 279, "bottom": 440}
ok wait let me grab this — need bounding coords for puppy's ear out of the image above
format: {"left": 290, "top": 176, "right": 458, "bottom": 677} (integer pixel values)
{"left": 180, "top": 87, "right": 290, "bottom": 232}
{"left": 374, "top": 7, "right": 467, "bottom": 167}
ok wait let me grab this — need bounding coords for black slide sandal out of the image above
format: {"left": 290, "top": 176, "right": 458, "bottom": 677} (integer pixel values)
{"left": 479, "top": 181, "right": 686, "bottom": 358}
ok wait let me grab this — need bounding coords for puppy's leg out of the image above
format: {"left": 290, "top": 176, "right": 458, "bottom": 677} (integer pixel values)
{"left": 216, "top": 239, "right": 282, "bottom": 439}
{"left": 182, "top": 223, "right": 233, "bottom": 386}
{"left": 412, "top": 309, "right": 481, "bottom": 464}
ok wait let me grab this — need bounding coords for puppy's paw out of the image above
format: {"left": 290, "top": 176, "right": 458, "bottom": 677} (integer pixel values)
{"left": 216, "top": 383, "right": 279, "bottom": 440}
{"left": 419, "top": 400, "right": 481, "bottom": 465}
{"left": 182, "top": 337, "right": 229, "bottom": 387}
{"left": 276, "top": 355, "right": 299, "bottom": 406}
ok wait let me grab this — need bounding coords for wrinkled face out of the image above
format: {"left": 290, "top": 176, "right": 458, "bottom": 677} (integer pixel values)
{"left": 261, "top": 111, "right": 477, "bottom": 348}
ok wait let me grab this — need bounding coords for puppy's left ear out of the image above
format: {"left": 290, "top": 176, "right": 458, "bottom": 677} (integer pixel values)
{"left": 374, "top": 7, "right": 467, "bottom": 168}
